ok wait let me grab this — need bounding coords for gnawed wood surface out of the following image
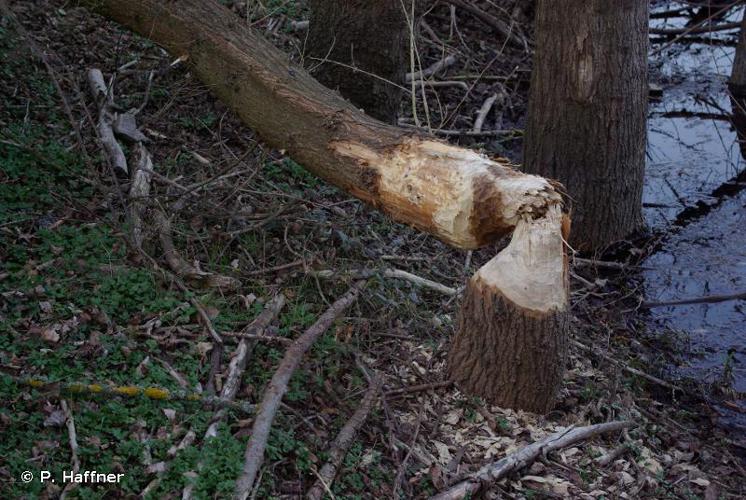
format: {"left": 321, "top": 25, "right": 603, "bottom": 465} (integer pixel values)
{"left": 79, "top": 0, "right": 563, "bottom": 250}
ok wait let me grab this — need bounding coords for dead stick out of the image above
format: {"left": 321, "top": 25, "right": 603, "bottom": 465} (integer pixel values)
{"left": 472, "top": 93, "right": 499, "bottom": 133}
{"left": 641, "top": 290, "right": 746, "bottom": 308}
{"left": 405, "top": 55, "right": 458, "bottom": 82}
{"left": 87, "top": 68, "right": 128, "bottom": 175}
{"left": 306, "top": 374, "right": 383, "bottom": 500}
{"left": 60, "top": 399, "right": 80, "bottom": 473}
{"left": 128, "top": 143, "right": 153, "bottom": 249}
{"left": 650, "top": 20, "right": 740, "bottom": 35}
{"left": 10, "top": 376, "right": 256, "bottom": 414}
{"left": 384, "top": 380, "right": 453, "bottom": 397}
{"left": 154, "top": 210, "right": 240, "bottom": 290}
{"left": 571, "top": 340, "right": 683, "bottom": 393}
{"left": 430, "top": 421, "right": 635, "bottom": 500}
{"left": 314, "top": 268, "right": 458, "bottom": 296}
{"left": 183, "top": 295, "right": 286, "bottom": 500}
{"left": 234, "top": 281, "right": 366, "bottom": 499}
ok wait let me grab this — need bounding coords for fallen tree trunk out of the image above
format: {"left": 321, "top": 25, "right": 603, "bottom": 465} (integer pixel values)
{"left": 79, "top": 0, "right": 569, "bottom": 414}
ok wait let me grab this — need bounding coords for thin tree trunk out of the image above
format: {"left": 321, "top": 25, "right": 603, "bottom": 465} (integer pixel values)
{"left": 730, "top": 10, "right": 746, "bottom": 162}
{"left": 523, "top": 0, "right": 648, "bottom": 251}
{"left": 80, "top": 0, "right": 570, "bottom": 414}
{"left": 307, "top": 0, "right": 407, "bottom": 123}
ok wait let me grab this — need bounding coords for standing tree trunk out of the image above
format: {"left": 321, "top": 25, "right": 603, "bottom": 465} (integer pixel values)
{"left": 307, "top": 0, "right": 408, "bottom": 124}
{"left": 523, "top": 0, "right": 648, "bottom": 251}
{"left": 729, "top": 9, "right": 746, "bottom": 160}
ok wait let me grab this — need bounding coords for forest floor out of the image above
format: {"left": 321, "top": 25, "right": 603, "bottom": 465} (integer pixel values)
{"left": 1, "top": 1, "right": 744, "bottom": 499}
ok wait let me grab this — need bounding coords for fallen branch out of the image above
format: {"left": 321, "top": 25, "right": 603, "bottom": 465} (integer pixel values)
{"left": 154, "top": 210, "right": 241, "bottom": 290}
{"left": 87, "top": 68, "right": 128, "bottom": 176}
{"left": 128, "top": 143, "right": 154, "bottom": 249}
{"left": 314, "top": 268, "right": 458, "bottom": 296}
{"left": 384, "top": 380, "right": 453, "bottom": 397}
{"left": 10, "top": 376, "right": 256, "bottom": 414}
{"left": 411, "top": 79, "right": 469, "bottom": 91}
{"left": 306, "top": 374, "right": 383, "bottom": 500}
{"left": 398, "top": 122, "right": 520, "bottom": 137}
{"left": 405, "top": 55, "right": 458, "bottom": 82}
{"left": 430, "top": 420, "right": 636, "bottom": 500}
{"left": 472, "top": 93, "right": 500, "bottom": 133}
{"left": 571, "top": 340, "right": 684, "bottom": 393}
{"left": 234, "top": 281, "right": 366, "bottom": 499}
{"left": 641, "top": 290, "right": 746, "bottom": 308}
{"left": 649, "top": 20, "right": 740, "bottom": 35}
{"left": 183, "top": 295, "right": 286, "bottom": 499}
{"left": 60, "top": 399, "right": 81, "bottom": 473}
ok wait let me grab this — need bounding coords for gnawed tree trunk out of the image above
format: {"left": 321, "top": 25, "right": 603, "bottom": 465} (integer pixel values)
{"left": 79, "top": 0, "right": 569, "bottom": 415}
{"left": 448, "top": 205, "right": 569, "bottom": 412}
{"left": 307, "top": 0, "right": 407, "bottom": 123}
{"left": 523, "top": 0, "right": 648, "bottom": 251}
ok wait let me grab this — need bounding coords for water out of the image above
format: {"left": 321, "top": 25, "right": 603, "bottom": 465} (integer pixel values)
{"left": 644, "top": 5, "right": 746, "bottom": 431}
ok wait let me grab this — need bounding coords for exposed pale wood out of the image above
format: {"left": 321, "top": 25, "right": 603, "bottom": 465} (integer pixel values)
{"left": 448, "top": 205, "right": 570, "bottom": 412}
{"left": 81, "top": 0, "right": 570, "bottom": 415}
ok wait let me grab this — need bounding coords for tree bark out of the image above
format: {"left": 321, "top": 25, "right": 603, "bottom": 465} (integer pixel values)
{"left": 730, "top": 10, "right": 746, "bottom": 161}
{"left": 307, "top": 0, "right": 407, "bottom": 123}
{"left": 79, "top": 0, "right": 570, "bottom": 414}
{"left": 448, "top": 205, "right": 569, "bottom": 413}
{"left": 523, "top": 0, "right": 648, "bottom": 251}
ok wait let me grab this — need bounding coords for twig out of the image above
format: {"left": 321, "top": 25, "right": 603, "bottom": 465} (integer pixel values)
{"left": 595, "top": 442, "right": 630, "bottom": 467}
{"left": 641, "top": 290, "right": 746, "bottom": 308}
{"left": 182, "top": 295, "right": 286, "bottom": 499}
{"left": 571, "top": 339, "right": 684, "bottom": 393}
{"left": 651, "top": 3, "right": 737, "bottom": 56}
{"left": 385, "top": 380, "right": 453, "bottom": 397}
{"left": 221, "top": 331, "right": 292, "bottom": 344}
{"left": 314, "top": 268, "right": 458, "bottom": 296}
{"left": 9, "top": 376, "right": 256, "bottom": 414}
{"left": 87, "top": 68, "right": 128, "bottom": 176}
{"left": 650, "top": 20, "right": 740, "bottom": 35}
{"left": 430, "top": 421, "right": 635, "bottom": 500}
{"left": 60, "top": 399, "right": 80, "bottom": 472}
{"left": 398, "top": 122, "right": 519, "bottom": 137}
{"left": 306, "top": 374, "right": 383, "bottom": 500}
{"left": 410, "top": 79, "right": 469, "bottom": 91}
{"left": 573, "top": 257, "right": 646, "bottom": 271}
{"left": 472, "top": 93, "right": 499, "bottom": 133}
{"left": 443, "top": 0, "right": 526, "bottom": 49}
{"left": 190, "top": 297, "right": 224, "bottom": 345}
{"left": 234, "top": 282, "right": 366, "bottom": 499}
{"left": 405, "top": 55, "right": 458, "bottom": 82}
{"left": 154, "top": 210, "right": 240, "bottom": 290}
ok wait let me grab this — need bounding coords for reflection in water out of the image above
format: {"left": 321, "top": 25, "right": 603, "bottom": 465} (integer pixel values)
{"left": 645, "top": 5, "right": 746, "bottom": 431}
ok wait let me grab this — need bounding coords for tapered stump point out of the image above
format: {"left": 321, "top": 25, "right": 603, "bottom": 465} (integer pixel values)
{"left": 448, "top": 206, "right": 570, "bottom": 413}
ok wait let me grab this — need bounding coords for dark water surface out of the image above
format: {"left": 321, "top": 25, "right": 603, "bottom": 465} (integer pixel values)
{"left": 645, "top": 5, "right": 746, "bottom": 431}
